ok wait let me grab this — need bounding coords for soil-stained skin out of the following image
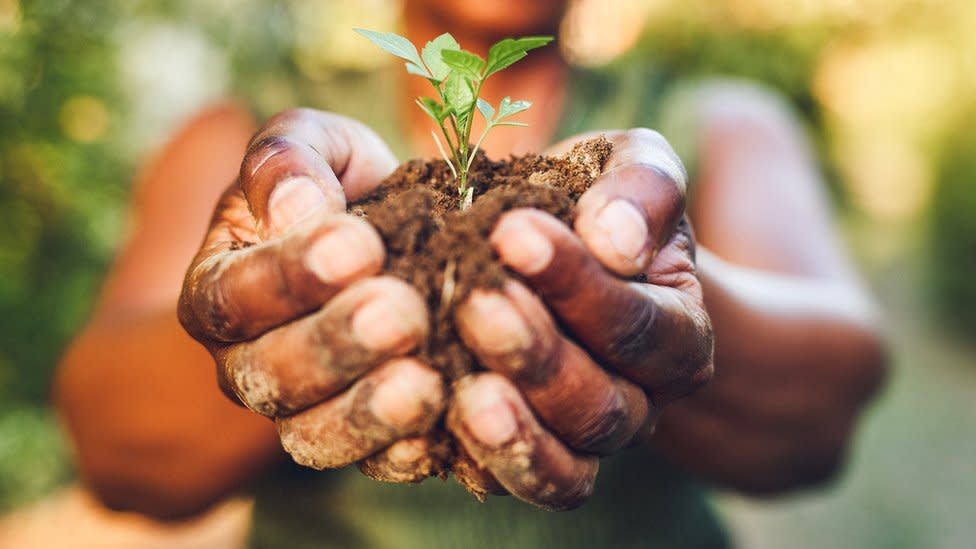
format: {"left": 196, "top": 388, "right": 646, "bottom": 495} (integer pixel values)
{"left": 339, "top": 137, "right": 613, "bottom": 494}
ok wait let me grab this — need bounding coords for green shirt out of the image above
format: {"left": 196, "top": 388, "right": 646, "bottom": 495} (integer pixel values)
{"left": 248, "top": 52, "right": 726, "bottom": 549}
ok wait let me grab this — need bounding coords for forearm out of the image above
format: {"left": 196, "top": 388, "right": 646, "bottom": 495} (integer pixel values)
{"left": 653, "top": 249, "right": 888, "bottom": 494}
{"left": 54, "top": 308, "right": 281, "bottom": 519}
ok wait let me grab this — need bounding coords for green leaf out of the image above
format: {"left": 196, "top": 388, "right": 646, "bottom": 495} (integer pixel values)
{"left": 476, "top": 98, "right": 495, "bottom": 123}
{"left": 354, "top": 28, "right": 429, "bottom": 77}
{"left": 444, "top": 72, "right": 474, "bottom": 115}
{"left": 497, "top": 96, "right": 532, "bottom": 120}
{"left": 421, "top": 33, "right": 460, "bottom": 81}
{"left": 406, "top": 62, "right": 431, "bottom": 78}
{"left": 415, "top": 97, "right": 447, "bottom": 123}
{"left": 441, "top": 49, "right": 485, "bottom": 81}
{"left": 484, "top": 36, "right": 553, "bottom": 78}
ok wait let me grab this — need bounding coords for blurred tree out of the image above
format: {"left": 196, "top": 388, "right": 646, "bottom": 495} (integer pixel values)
{"left": 0, "top": 0, "right": 133, "bottom": 511}
{"left": 0, "top": 0, "right": 130, "bottom": 407}
{"left": 929, "top": 110, "right": 976, "bottom": 337}
{"left": 633, "top": 22, "right": 845, "bottom": 202}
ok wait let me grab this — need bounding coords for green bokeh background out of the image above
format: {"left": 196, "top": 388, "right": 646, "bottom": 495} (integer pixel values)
{"left": 1, "top": 1, "right": 974, "bottom": 547}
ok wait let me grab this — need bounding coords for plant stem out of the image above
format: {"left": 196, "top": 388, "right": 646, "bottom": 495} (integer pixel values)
{"left": 454, "top": 80, "right": 485, "bottom": 211}
{"left": 465, "top": 124, "right": 493, "bottom": 175}
{"left": 458, "top": 170, "right": 469, "bottom": 210}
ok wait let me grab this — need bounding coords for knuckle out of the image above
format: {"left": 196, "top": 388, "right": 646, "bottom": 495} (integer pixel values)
{"left": 606, "top": 300, "right": 659, "bottom": 366}
{"left": 623, "top": 127, "right": 687, "bottom": 195}
{"left": 487, "top": 342, "right": 554, "bottom": 387}
{"left": 549, "top": 485, "right": 594, "bottom": 512}
{"left": 569, "top": 392, "right": 629, "bottom": 454}
{"left": 202, "top": 277, "right": 242, "bottom": 341}
{"left": 517, "top": 336, "right": 562, "bottom": 385}
{"left": 176, "top": 286, "right": 203, "bottom": 341}
{"left": 669, "top": 307, "right": 714, "bottom": 396}
{"left": 685, "top": 360, "right": 715, "bottom": 395}
{"left": 637, "top": 161, "right": 687, "bottom": 207}
{"left": 189, "top": 255, "right": 246, "bottom": 341}
{"left": 538, "top": 463, "right": 597, "bottom": 512}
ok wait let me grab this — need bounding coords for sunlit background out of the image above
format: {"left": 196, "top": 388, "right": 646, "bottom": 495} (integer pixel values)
{"left": 1, "top": 0, "right": 975, "bottom": 547}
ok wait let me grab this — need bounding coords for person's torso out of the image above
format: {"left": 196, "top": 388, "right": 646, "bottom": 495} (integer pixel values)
{"left": 248, "top": 48, "right": 724, "bottom": 549}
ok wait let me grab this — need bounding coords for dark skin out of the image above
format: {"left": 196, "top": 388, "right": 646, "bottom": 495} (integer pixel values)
{"left": 54, "top": 1, "right": 887, "bottom": 520}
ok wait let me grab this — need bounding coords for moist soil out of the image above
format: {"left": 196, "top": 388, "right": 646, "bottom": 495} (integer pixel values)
{"left": 351, "top": 136, "right": 612, "bottom": 379}
{"left": 348, "top": 136, "right": 613, "bottom": 491}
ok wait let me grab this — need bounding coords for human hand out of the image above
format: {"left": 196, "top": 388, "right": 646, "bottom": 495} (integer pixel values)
{"left": 447, "top": 129, "right": 715, "bottom": 510}
{"left": 177, "top": 109, "right": 446, "bottom": 471}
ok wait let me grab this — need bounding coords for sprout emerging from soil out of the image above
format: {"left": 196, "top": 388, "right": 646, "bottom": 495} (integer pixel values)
{"left": 355, "top": 28, "right": 553, "bottom": 210}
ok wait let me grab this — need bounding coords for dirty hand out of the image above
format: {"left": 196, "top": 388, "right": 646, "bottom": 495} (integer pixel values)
{"left": 448, "top": 128, "right": 715, "bottom": 510}
{"left": 178, "top": 109, "right": 445, "bottom": 470}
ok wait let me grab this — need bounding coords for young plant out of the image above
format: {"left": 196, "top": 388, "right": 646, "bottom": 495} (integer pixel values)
{"left": 355, "top": 28, "right": 553, "bottom": 210}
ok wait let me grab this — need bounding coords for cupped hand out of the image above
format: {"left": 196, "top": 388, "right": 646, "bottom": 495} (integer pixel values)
{"left": 177, "top": 109, "right": 446, "bottom": 470}
{"left": 447, "top": 129, "right": 715, "bottom": 510}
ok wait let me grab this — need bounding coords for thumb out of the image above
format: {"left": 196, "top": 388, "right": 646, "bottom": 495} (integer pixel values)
{"left": 239, "top": 109, "right": 398, "bottom": 240}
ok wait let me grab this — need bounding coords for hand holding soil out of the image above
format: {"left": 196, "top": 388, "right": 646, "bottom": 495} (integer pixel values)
{"left": 177, "top": 110, "right": 450, "bottom": 473}
{"left": 177, "top": 109, "right": 714, "bottom": 512}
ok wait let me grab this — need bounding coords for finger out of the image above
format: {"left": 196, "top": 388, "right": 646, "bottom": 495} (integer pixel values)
{"left": 450, "top": 444, "right": 508, "bottom": 499}
{"left": 357, "top": 433, "right": 452, "bottom": 484}
{"left": 455, "top": 280, "right": 650, "bottom": 454}
{"left": 179, "top": 212, "right": 385, "bottom": 342}
{"left": 219, "top": 276, "right": 428, "bottom": 416}
{"left": 574, "top": 128, "right": 688, "bottom": 276}
{"left": 277, "top": 358, "right": 445, "bottom": 470}
{"left": 448, "top": 373, "right": 598, "bottom": 511}
{"left": 240, "top": 109, "right": 397, "bottom": 239}
{"left": 491, "top": 209, "right": 713, "bottom": 401}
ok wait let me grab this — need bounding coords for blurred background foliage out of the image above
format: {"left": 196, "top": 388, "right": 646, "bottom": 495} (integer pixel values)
{"left": 0, "top": 0, "right": 974, "bottom": 546}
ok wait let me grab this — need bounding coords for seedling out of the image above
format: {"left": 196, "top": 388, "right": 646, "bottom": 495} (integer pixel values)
{"left": 355, "top": 28, "right": 553, "bottom": 210}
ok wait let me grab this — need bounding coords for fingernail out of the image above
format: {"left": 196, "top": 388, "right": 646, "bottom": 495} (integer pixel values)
{"left": 305, "top": 227, "right": 376, "bottom": 284}
{"left": 461, "top": 293, "right": 532, "bottom": 355}
{"left": 595, "top": 199, "right": 648, "bottom": 261}
{"left": 464, "top": 385, "right": 517, "bottom": 448}
{"left": 370, "top": 366, "right": 437, "bottom": 428}
{"left": 491, "top": 216, "right": 553, "bottom": 275}
{"left": 268, "top": 176, "right": 326, "bottom": 234}
{"left": 352, "top": 297, "right": 418, "bottom": 352}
